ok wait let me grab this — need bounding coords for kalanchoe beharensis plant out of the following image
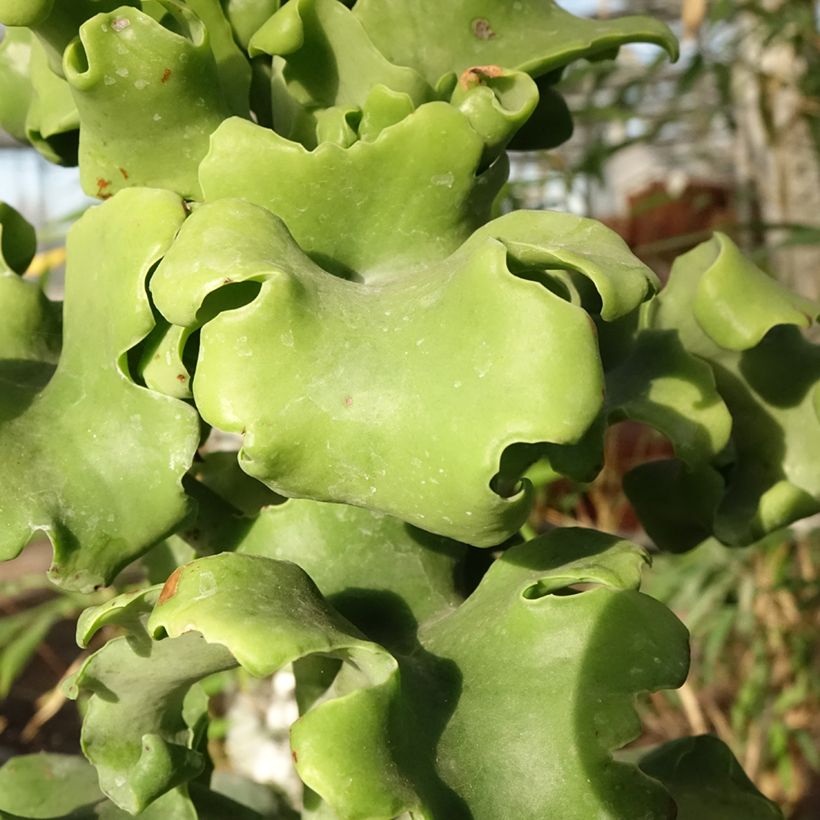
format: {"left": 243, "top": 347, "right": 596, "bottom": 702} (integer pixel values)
{"left": 0, "top": 0, "right": 815, "bottom": 817}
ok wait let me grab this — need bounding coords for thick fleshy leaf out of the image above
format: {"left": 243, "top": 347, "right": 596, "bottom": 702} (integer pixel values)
{"left": 72, "top": 530, "right": 690, "bottom": 818}
{"left": 184, "top": 453, "right": 467, "bottom": 645}
{"left": 639, "top": 736, "right": 783, "bottom": 819}
{"left": 68, "top": 554, "right": 408, "bottom": 817}
{"left": 184, "top": 0, "right": 252, "bottom": 117}
{"left": 0, "top": 27, "right": 79, "bottom": 164}
{"left": 0, "top": 753, "right": 268, "bottom": 819}
{"left": 223, "top": 0, "right": 281, "bottom": 50}
{"left": 353, "top": 0, "right": 678, "bottom": 86}
{"left": 151, "top": 197, "right": 619, "bottom": 545}
{"left": 0, "top": 753, "right": 104, "bottom": 818}
{"left": 631, "top": 233, "right": 820, "bottom": 547}
{"left": 66, "top": 631, "right": 236, "bottom": 813}
{"left": 386, "top": 529, "right": 689, "bottom": 820}
{"left": 199, "top": 106, "right": 508, "bottom": 280}
{"left": 0, "top": 0, "right": 138, "bottom": 74}
{"left": 0, "top": 190, "right": 199, "bottom": 591}
{"left": 63, "top": 6, "right": 233, "bottom": 199}
{"left": 249, "top": 0, "right": 432, "bottom": 147}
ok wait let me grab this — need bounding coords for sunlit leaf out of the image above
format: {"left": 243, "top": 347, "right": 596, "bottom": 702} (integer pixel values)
{"left": 0, "top": 190, "right": 199, "bottom": 590}
{"left": 149, "top": 198, "right": 658, "bottom": 545}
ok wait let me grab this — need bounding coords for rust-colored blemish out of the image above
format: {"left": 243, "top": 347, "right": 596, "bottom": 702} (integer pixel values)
{"left": 96, "top": 177, "right": 112, "bottom": 198}
{"left": 471, "top": 18, "right": 495, "bottom": 40}
{"left": 118, "top": 166, "right": 129, "bottom": 180}
{"left": 158, "top": 566, "right": 183, "bottom": 604}
{"left": 291, "top": 749, "right": 298, "bottom": 764}
{"left": 343, "top": 395, "right": 353, "bottom": 407}
{"left": 459, "top": 64, "right": 503, "bottom": 90}
{"left": 161, "top": 68, "right": 172, "bottom": 84}
{"left": 176, "top": 373, "right": 187, "bottom": 382}
{"left": 222, "top": 277, "right": 233, "bottom": 284}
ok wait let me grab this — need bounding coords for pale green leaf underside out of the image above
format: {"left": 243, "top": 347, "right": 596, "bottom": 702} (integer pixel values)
{"left": 0, "top": 189, "right": 199, "bottom": 590}
{"left": 71, "top": 530, "right": 689, "bottom": 819}
{"left": 353, "top": 0, "right": 678, "bottom": 86}
{"left": 151, "top": 197, "right": 620, "bottom": 546}
{"left": 629, "top": 233, "right": 820, "bottom": 548}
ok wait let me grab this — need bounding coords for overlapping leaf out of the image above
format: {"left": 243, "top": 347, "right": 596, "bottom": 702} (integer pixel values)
{"left": 0, "top": 753, "right": 281, "bottom": 819}
{"left": 152, "top": 197, "right": 656, "bottom": 545}
{"left": 200, "top": 103, "right": 513, "bottom": 280}
{"left": 63, "top": 5, "right": 234, "bottom": 199}
{"left": 249, "top": 0, "right": 433, "bottom": 148}
{"left": 0, "top": 0, "right": 137, "bottom": 72}
{"left": 0, "top": 27, "right": 79, "bottom": 164}
{"left": 0, "top": 190, "right": 199, "bottom": 591}
{"left": 70, "top": 529, "right": 689, "bottom": 818}
{"left": 352, "top": 0, "right": 678, "bottom": 86}
{"left": 183, "top": 452, "right": 468, "bottom": 644}
{"left": 626, "top": 233, "right": 820, "bottom": 550}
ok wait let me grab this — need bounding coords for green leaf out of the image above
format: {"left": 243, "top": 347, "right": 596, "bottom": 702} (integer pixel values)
{"left": 639, "top": 735, "right": 783, "bottom": 819}
{"left": 0, "top": 27, "right": 79, "bottom": 164}
{"left": 0, "top": 753, "right": 102, "bottom": 819}
{"left": 249, "top": 0, "right": 432, "bottom": 148}
{"left": 0, "top": 753, "right": 264, "bottom": 819}
{"left": 223, "top": 0, "right": 281, "bottom": 50}
{"left": 185, "top": 454, "right": 467, "bottom": 647}
{"left": 631, "top": 233, "right": 820, "bottom": 547}
{"left": 199, "top": 106, "right": 508, "bottom": 281}
{"left": 0, "top": 1, "right": 139, "bottom": 75}
{"left": 151, "top": 198, "right": 617, "bottom": 546}
{"left": 0, "top": 190, "right": 199, "bottom": 591}
{"left": 72, "top": 531, "right": 690, "bottom": 818}
{"left": 353, "top": 0, "right": 678, "bottom": 86}
{"left": 63, "top": 6, "right": 233, "bottom": 199}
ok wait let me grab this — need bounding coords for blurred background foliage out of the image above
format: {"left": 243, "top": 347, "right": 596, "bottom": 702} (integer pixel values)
{"left": 0, "top": 1, "right": 818, "bottom": 817}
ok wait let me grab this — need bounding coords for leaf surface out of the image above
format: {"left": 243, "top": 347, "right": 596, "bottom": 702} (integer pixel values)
{"left": 152, "top": 198, "right": 624, "bottom": 545}
{"left": 353, "top": 0, "right": 678, "bottom": 86}
{"left": 71, "top": 531, "right": 690, "bottom": 819}
{"left": 0, "top": 190, "right": 199, "bottom": 590}
{"left": 629, "top": 233, "right": 820, "bottom": 547}
{"left": 639, "top": 735, "right": 783, "bottom": 819}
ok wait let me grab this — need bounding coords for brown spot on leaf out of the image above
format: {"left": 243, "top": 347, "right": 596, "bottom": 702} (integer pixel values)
{"left": 161, "top": 68, "right": 172, "bottom": 84}
{"left": 96, "top": 178, "right": 112, "bottom": 198}
{"left": 471, "top": 18, "right": 495, "bottom": 40}
{"left": 176, "top": 373, "right": 187, "bottom": 382}
{"left": 291, "top": 750, "right": 298, "bottom": 764}
{"left": 118, "top": 167, "right": 129, "bottom": 180}
{"left": 343, "top": 395, "right": 353, "bottom": 407}
{"left": 459, "top": 64, "right": 504, "bottom": 90}
{"left": 158, "top": 566, "right": 183, "bottom": 604}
